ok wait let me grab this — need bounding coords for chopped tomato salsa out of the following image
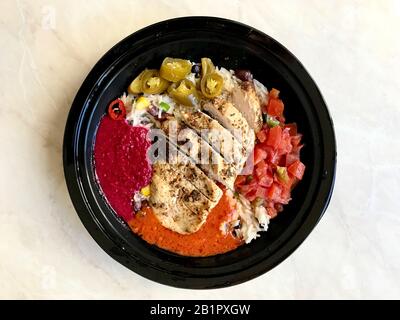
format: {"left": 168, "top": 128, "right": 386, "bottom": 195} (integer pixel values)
{"left": 235, "top": 91, "right": 305, "bottom": 218}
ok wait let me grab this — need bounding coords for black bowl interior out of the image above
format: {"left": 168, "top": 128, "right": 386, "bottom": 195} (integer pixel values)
{"left": 63, "top": 17, "right": 336, "bottom": 289}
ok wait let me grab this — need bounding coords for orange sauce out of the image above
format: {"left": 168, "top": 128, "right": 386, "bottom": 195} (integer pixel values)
{"left": 128, "top": 192, "right": 243, "bottom": 257}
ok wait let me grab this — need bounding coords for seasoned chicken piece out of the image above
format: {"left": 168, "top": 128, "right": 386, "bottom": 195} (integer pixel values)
{"left": 166, "top": 145, "right": 223, "bottom": 203}
{"left": 201, "top": 97, "right": 255, "bottom": 157}
{"left": 160, "top": 119, "right": 201, "bottom": 162}
{"left": 253, "top": 79, "right": 269, "bottom": 107}
{"left": 182, "top": 161, "right": 223, "bottom": 202}
{"left": 148, "top": 133, "right": 223, "bottom": 203}
{"left": 150, "top": 161, "right": 219, "bottom": 234}
{"left": 150, "top": 172, "right": 195, "bottom": 234}
{"left": 231, "top": 81, "right": 263, "bottom": 132}
{"left": 176, "top": 109, "right": 243, "bottom": 165}
{"left": 159, "top": 119, "right": 238, "bottom": 189}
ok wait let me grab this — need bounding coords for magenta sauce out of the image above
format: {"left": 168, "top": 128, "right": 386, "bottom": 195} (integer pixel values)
{"left": 94, "top": 116, "right": 152, "bottom": 221}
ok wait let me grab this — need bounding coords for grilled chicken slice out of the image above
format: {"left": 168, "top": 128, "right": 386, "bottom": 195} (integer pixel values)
{"left": 160, "top": 119, "right": 201, "bottom": 162}
{"left": 253, "top": 79, "right": 269, "bottom": 107}
{"left": 159, "top": 119, "right": 238, "bottom": 189}
{"left": 201, "top": 97, "right": 255, "bottom": 157}
{"left": 166, "top": 145, "right": 223, "bottom": 203}
{"left": 231, "top": 81, "right": 263, "bottom": 132}
{"left": 150, "top": 161, "right": 219, "bottom": 234}
{"left": 183, "top": 161, "right": 223, "bottom": 202}
{"left": 176, "top": 109, "right": 243, "bottom": 165}
{"left": 148, "top": 132, "right": 223, "bottom": 203}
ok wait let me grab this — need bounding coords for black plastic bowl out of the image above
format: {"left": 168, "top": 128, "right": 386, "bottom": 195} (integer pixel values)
{"left": 63, "top": 17, "right": 336, "bottom": 289}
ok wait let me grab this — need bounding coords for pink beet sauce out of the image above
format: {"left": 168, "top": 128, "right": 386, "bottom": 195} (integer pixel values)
{"left": 94, "top": 116, "right": 152, "bottom": 222}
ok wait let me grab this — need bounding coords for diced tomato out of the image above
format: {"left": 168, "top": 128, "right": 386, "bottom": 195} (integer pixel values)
{"left": 267, "top": 207, "right": 278, "bottom": 218}
{"left": 254, "top": 162, "right": 267, "bottom": 180}
{"left": 242, "top": 179, "right": 258, "bottom": 191}
{"left": 256, "top": 159, "right": 268, "bottom": 170}
{"left": 280, "top": 187, "right": 291, "bottom": 204}
{"left": 285, "top": 152, "right": 299, "bottom": 166}
{"left": 256, "top": 129, "right": 268, "bottom": 143}
{"left": 285, "top": 123, "right": 297, "bottom": 136}
{"left": 266, "top": 125, "right": 282, "bottom": 148}
{"left": 258, "top": 174, "right": 273, "bottom": 188}
{"left": 245, "top": 189, "right": 257, "bottom": 201}
{"left": 259, "top": 144, "right": 280, "bottom": 165}
{"left": 259, "top": 144, "right": 273, "bottom": 159}
{"left": 255, "top": 186, "right": 268, "bottom": 199}
{"left": 235, "top": 86, "right": 304, "bottom": 219}
{"left": 235, "top": 175, "right": 246, "bottom": 186}
{"left": 293, "top": 146, "right": 302, "bottom": 156}
{"left": 269, "top": 88, "right": 280, "bottom": 99}
{"left": 270, "top": 151, "right": 281, "bottom": 165}
{"left": 236, "top": 184, "right": 246, "bottom": 193}
{"left": 254, "top": 146, "right": 268, "bottom": 165}
{"left": 278, "top": 128, "right": 292, "bottom": 155}
{"left": 267, "top": 183, "right": 282, "bottom": 202}
{"left": 291, "top": 134, "right": 302, "bottom": 148}
{"left": 288, "top": 160, "right": 306, "bottom": 180}
{"left": 267, "top": 98, "right": 284, "bottom": 117}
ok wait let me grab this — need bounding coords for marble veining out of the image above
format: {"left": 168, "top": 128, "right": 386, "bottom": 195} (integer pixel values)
{"left": 0, "top": 0, "right": 399, "bottom": 299}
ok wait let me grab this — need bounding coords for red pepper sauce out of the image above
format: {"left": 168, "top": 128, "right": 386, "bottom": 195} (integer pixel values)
{"left": 128, "top": 192, "right": 243, "bottom": 257}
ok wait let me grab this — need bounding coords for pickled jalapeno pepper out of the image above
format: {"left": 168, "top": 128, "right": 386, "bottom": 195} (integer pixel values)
{"left": 201, "top": 57, "right": 215, "bottom": 78}
{"left": 160, "top": 57, "right": 192, "bottom": 82}
{"left": 200, "top": 72, "right": 223, "bottom": 98}
{"left": 141, "top": 69, "right": 170, "bottom": 94}
{"left": 168, "top": 79, "right": 199, "bottom": 106}
{"left": 128, "top": 70, "right": 146, "bottom": 94}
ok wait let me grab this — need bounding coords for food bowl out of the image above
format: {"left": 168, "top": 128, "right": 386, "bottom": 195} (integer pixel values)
{"left": 63, "top": 17, "right": 336, "bottom": 289}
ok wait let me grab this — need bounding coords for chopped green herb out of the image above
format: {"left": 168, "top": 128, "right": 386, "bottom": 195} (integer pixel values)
{"left": 276, "top": 166, "right": 289, "bottom": 183}
{"left": 267, "top": 117, "right": 280, "bottom": 128}
{"left": 246, "top": 175, "right": 254, "bottom": 182}
{"left": 263, "top": 114, "right": 280, "bottom": 127}
{"left": 159, "top": 101, "right": 170, "bottom": 112}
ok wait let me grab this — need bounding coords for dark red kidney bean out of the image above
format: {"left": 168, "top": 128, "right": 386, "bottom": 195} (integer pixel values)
{"left": 148, "top": 105, "right": 159, "bottom": 117}
{"left": 191, "top": 63, "right": 201, "bottom": 77}
{"left": 235, "top": 69, "right": 253, "bottom": 81}
{"left": 133, "top": 198, "right": 142, "bottom": 212}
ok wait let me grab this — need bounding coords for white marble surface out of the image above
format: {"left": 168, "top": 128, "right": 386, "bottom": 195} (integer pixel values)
{"left": 1, "top": 0, "right": 399, "bottom": 299}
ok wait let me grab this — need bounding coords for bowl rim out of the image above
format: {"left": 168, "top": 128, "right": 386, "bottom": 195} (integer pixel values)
{"left": 63, "top": 16, "right": 336, "bottom": 289}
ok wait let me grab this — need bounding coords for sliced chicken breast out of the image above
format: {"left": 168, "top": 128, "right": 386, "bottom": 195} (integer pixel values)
{"left": 150, "top": 161, "right": 219, "bottom": 234}
{"left": 166, "top": 145, "right": 223, "bottom": 203}
{"left": 176, "top": 109, "right": 243, "bottom": 165}
{"left": 160, "top": 119, "right": 202, "bottom": 162}
{"left": 182, "top": 161, "right": 223, "bottom": 202}
{"left": 150, "top": 172, "right": 194, "bottom": 234}
{"left": 201, "top": 97, "right": 255, "bottom": 158}
{"left": 158, "top": 119, "right": 238, "bottom": 189}
{"left": 231, "top": 81, "right": 263, "bottom": 132}
{"left": 253, "top": 79, "right": 269, "bottom": 107}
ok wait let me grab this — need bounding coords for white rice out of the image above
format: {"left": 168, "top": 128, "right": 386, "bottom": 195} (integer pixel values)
{"left": 234, "top": 194, "right": 270, "bottom": 243}
{"left": 217, "top": 67, "right": 239, "bottom": 92}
